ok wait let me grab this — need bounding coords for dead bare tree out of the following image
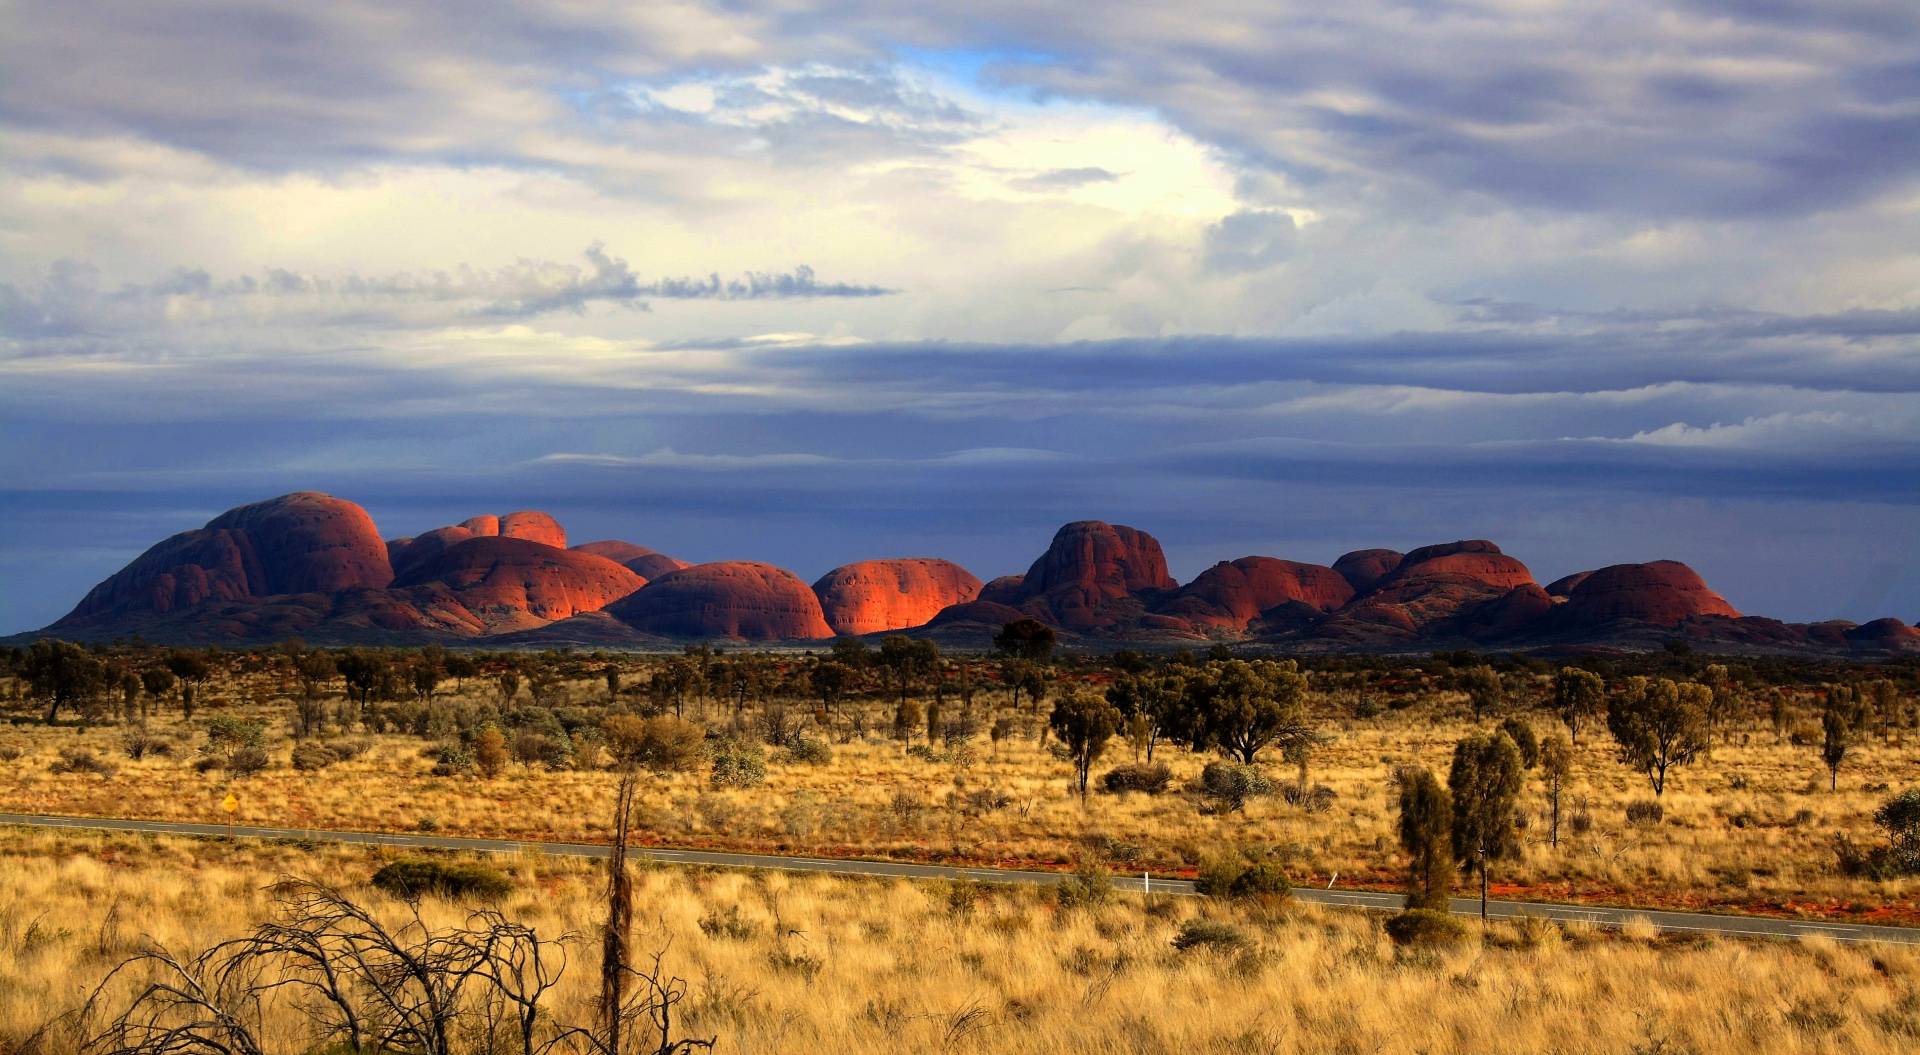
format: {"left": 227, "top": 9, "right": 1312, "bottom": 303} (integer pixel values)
{"left": 66, "top": 873, "right": 711, "bottom": 1055}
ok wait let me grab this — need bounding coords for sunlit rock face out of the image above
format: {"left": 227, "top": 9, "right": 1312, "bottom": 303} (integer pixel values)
{"left": 1154, "top": 556, "right": 1354, "bottom": 631}
{"left": 389, "top": 535, "right": 646, "bottom": 633}
{"left": 812, "top": 558, "right": 983, "bottom": 636}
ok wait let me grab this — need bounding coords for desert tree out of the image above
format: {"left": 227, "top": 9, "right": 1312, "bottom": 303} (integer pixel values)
{"left": 877, "top": 636, "right": 939, "bottom": 708}
{"left": 1605, "top": 676, "right": 1707, "bottom": 798}
{"left": 992, "top": 618, "right": 1056, "bottom": 662}
{"left": 1105, "top": 672, "right": 1185, "bottom": 762}
{"left": 1552, "top": 667, "right": 1605, "bottom": 744}
{"left": 1448, "top": 731, "right": 1524, "bottom": 920}
{"left": 1822, "top": 700, "right": 1851, "bottom": 792}
{"left": 1197, "top": 659, "right": 1313, "bottom": 765}
{"left": 23, "top": 639, "right": 107, "bottom": 724}
{"left": 1538, "top": 732, "right": 1573, "bottom": 848}
{"left": 138, "top": 667, "right": 176, "bottom": 719}
{"left": 474, "top": 726, "right": 509, "bottom": 779}
{"left": 1049, "top": 690, "right": 1123, "bottom": 800}
{"left": 1460, "top": 665, "right": 1503, "bottom": 720}
{"left": 1394, "top": 765, "right": 1455, "bottom": 911}
{"left": 808, "top": 660, "right": 854, "bottom": 712}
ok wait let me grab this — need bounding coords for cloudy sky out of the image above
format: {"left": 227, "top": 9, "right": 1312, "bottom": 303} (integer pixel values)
{"left": 3, "top": 0, "right": 1918, "bottom": 633}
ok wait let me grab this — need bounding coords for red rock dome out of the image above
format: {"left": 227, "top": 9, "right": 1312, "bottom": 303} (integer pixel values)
{"left": 1157, "top": 557, "right": 1355, "bottom": 630}
{"left": 572, "top": 540, "right": 692, "bottom": 580}
{"left": 812, "top": 558, "right": 984, "bottom": 636}
{"left": 1842, "top": 618, "right": 1920, "bottom": 651}
{"left": 1385, "top": 540, "right": 1535, "bottom": 590}
{"left": 391, "top": 536, "right": 646, "bottom": 633}
{"left": 60, "top": 492, "right": 393, "bottom": 622}
{"left": 1333, "top": 549, "right": 1403, "bottom": 592}
{"left": 608, "top": 561, "right": 833, "bottom": 640}
{"left": 1545, "top": 570, "right": 1594, "bottom": 597}
{"left": 1013, "top": 521, "right": 1176, "bottom": 629}
{"left": 1558, "top": 560, "right": 1739, "bottom": 626}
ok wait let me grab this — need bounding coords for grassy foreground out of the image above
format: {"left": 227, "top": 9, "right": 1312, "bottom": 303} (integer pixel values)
{"left": 3, "top": 828, "right": 1920, "bottom": 1054}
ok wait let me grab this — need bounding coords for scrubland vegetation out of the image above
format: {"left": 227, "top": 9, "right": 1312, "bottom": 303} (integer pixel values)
{"left": 3, "top": 635, "right": 1918, "bottom": 922}
{"left": 6, "top": 829, "right": 1920, "bottom": 1055}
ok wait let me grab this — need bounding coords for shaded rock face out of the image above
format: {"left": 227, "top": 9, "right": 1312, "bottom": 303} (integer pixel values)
{"left": 812, "top": 558, "right": 983, "bottom": 636}
{"left": 1382, "top": 539, "right": 1535, "bottom": 591}
{"left": 1333, "top": 549, "right": 1403, "bottom": 592}
{"left": 1156, "top": 557, "right": 1354, "bottom": 630}
{"left": 1012, "top": 521, "right": 1176, "bottom": 629}
{"left": 608, "top": 561, "right": 833, "bottom": 640}
{"left": 1844, "top": 618, "right": 1920, "bottom": 650}
{"left": 60, "top": 492, "right": 393, "bottom": 623}
{"left": 391, "top": 536, "right": 646, "bottom": 633}
{"left": 1461, "top": 584, "right": 1556, "bottom": 641}
{"left": 572, "top": 540, "right": 692, "bottom": 580}
{"left": 1545, "top": 571, "right": 1593, "bottom": 598}
{"left": 977, "top": 575, "right": 1027, "bottom": 606}
{"left": 1558, "top": 560, "right": 1740, "bottom": 627}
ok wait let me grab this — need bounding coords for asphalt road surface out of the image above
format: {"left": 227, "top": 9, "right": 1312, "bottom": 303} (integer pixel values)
{"left": 4, "top": 811, "right": 1914, "bottom": 945}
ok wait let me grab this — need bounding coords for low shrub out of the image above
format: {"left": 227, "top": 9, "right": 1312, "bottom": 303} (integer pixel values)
{"left": 1100, "top": 762, "right": 1172, "bottom": 795}
{"left": 1384, "top": 909, "right": 1468, "bottom": 948}
{"left": 783, "top": 736, "right": 832, "bottom": 765}
{"left": 49, "top": 747, "right": 116, "bottom": 778}
{"left": 1197, "top": 762, "right": 1272, "bottom": 813}
{"left": 290, "top": 741, "right": 342, "bottom": 771}
{"left": 1054, "top": 859, "right": 1114, "bottom": 910}
{"left": 698, "top": 905, "right": 758, "bottom": 941}
{"left": 1625, "top": 800, "right": 1664, "bottom": 827}
{"left": 370, "top": 859, "right": 512, "bottom": 902}
{"left": 1194, "top": 852, "right": 1293, "bottom": 901}
{"left": 1171, "top": 918, "right": 1250, "bottom": 952}
{"left": 710, "top": 739, "right": 767, "bottom": 788}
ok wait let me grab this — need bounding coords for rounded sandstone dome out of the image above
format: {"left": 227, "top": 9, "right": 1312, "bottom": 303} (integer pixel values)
{"left": 391, "top": 536, "right": 645, "bottom": 631}
{"left": 1560, "top": 560, "right": 1739, "bottom": 626}
{"left": 608, "top": 561, "right": 834, "bottom": 640}
{"left": 1157, "top": 556, "right": 1354, "bottom": 630}
{"left": 812, "top": 558, "right": 983, "bottom": 635}
{"left": 1332, "top": 549, "right": 1403, "bottom": 592}
{"left": 572, "top": 539, "right": 692, "bottom": 580}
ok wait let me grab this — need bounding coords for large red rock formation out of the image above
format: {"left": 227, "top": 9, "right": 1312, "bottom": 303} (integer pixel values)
{"left": 1844, "top": 618, "right": 1920, "bottom": 651}
{"left": 391, "top": 536, "right": 646, "bottom": 633}
{"left": 1010, "top": 521, "right": 1176, "bottom": 630}
{"left": 977, "top": 575, "right": 1028, "bottom": 605}
{"left": 1383, "top": 540, "right": 1535, "bottom": 590}
{"left": 572, "top": 540, "right": 692, "bottom": 580}
{"left": 1156, "top": 557, "right": 1354, "bottom": 631}
{"left": 1333, "top": 549, "right": 1403, "bottom": 592}
{"left": 59, "top": 492, "right": 393, "bottom": 624}
{"left": 608, "top": 561, "right": 833, "bottom": 640}
{"left": 451, "top": 511, "right": 566, "bottom": 548}
{"left": 812, "top": 558, "right": 983, "bottom": 636}
{"left": 1544, "top": 571, "right": 1594, "bottom": 597}
{"left": 1557, "top": 560, "right": 1739, "bottom": 626}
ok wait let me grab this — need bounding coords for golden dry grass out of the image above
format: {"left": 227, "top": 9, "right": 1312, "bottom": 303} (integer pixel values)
{"left": 3, "top": 827, "right": 1920, "bottom": 1055}
{"left": 2, "top": 668, "right": 1916, "bottom": 920}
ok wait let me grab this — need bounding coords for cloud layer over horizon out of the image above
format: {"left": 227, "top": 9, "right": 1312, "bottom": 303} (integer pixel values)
{"left": 2, "top": 1, "right": 1917, "bottom": 633}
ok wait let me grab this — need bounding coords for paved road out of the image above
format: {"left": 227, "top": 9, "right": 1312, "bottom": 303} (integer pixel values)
{"left": 5, "top": 811, "right": 1915, "bottom": 945}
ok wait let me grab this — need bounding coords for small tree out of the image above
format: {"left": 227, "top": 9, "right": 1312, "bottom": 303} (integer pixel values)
{"left": 474, "top": 725, "right": 509, "bottom": 779}
{"left": 1538, "top": 732, "right": 1573, "bottom": 848}
{"left": 1499, "top": 717, "right": 1539, "bottom": 768}
{"left": 1049, "top": 691, "right": 1122, "bottom": 800}
{"left": 993, "top": 618, "right": 1056, "bottom": 662}
{"left": 1874, "top": 788, "right": 1920, "bottom": 874}
{"left": 1552, "top": 667, "right": 1605, "bottom": 744}
{"left": 1461, "top": 665, "right": 1503, "bottom": 720}
{"left": 1449, "top": 731, "right": 1524, "bottom": 919}
{"left": 1198, "top": 659, "right": 1312, "bottom": 764}
{"left": 1605, "top": 676, "right": 1707, "bottom": 797}
{"left": 1395, "top": 765, "right": 1455, "bottom": 911}
{"left": 1822, "top": 702, "right": 1851, "bottom": 792}
{"left": 23, "top": 639, "right": 107, "bottom": 724}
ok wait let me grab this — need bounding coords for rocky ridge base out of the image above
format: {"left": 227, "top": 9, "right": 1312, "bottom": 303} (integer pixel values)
{"left": 23, "top": 492, "right": 1918, "bottom": 654}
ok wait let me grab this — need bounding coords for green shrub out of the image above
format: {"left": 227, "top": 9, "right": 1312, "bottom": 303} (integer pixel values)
{"left": 1054, "top": 858, "right": 1114, "bottom": 910}
{"left": 1198, "top": 761, "right": 1272, "bottom": 813}
{"left": 1194, "top": 852, "right": 1292, "bottom": 901}
{"left": 1384, "top": 909, "right": 1468, "bottom": 948}
{"left": 784, "top": 736, "right": 832, "bottom": 765}
{"left": 710, "top": 738, "right": 767, "bottom": 787}
{"left": 49, "top": 746, "right": 116, "bottom": 778}
{"left": 1171, "top": 918, "right": 1250, "bottom": 952}
{"left": 370, "top": 858, "right": 512, "bottom": 902}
